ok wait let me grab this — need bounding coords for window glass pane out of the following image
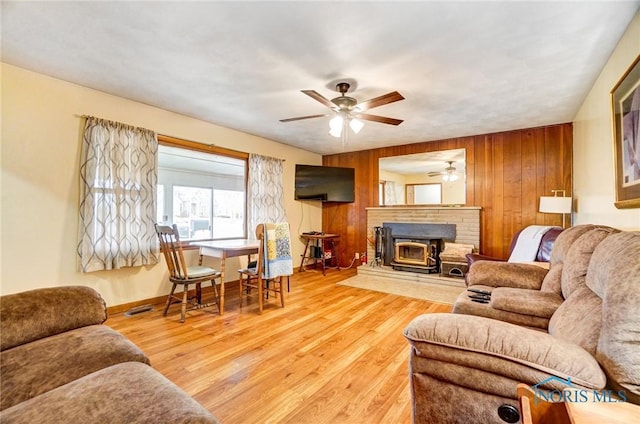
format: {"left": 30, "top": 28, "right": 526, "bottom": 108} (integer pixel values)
{"left": 213, "top": 189, "right": 245, "bottom": 238}
{"left": 173, "top": 186, "right": 212, "bottom": 240}
{"left": 413, "top": 184, "right": 442, "bottom": 204}
{"left": 157, "top": 144, "right": 246, "bottom": 240}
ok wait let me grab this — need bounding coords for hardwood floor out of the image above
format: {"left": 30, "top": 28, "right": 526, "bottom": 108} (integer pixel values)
{"left": 106, "top": 268, "right": 451, "bottom": 424}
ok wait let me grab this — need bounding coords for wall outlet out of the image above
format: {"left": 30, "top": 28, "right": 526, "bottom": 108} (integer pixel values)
{"left": 354, "top": 252, "right": 360, "bottom": 259}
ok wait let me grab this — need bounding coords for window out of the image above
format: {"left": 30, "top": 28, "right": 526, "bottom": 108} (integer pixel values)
{"left": 156, "top": 139, "right": 247, "bottom": 241}
{"left": 406, "top": 183, "right": 442, "bottom": 204}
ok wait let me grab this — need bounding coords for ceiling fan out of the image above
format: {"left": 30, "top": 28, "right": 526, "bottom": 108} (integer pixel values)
{"left": 428, "top": 161, "right": 459, "bottom": 182}
{"left": 280, "top": 82, "right": 404, "bottom": 138}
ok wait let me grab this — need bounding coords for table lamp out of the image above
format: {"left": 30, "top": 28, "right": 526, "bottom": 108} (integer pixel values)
{"left": 539, "top": 190, "right": 572, "bottom": 228}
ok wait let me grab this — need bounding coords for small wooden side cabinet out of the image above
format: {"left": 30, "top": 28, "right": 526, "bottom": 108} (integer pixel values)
{"left": 299, "top": 233, "right": 340, "bottom": 276}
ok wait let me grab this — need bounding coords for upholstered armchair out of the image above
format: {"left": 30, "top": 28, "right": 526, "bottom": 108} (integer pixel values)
{"left": 404, "top": 230, "right": 640, "bottom": 424}
{"left": 454, "top": 225, "right": 617, "bottom": 329}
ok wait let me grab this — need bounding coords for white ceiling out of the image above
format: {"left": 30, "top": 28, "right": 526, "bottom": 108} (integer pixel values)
{"left": 2, "top": 1, "right": 639, "bottom": 156}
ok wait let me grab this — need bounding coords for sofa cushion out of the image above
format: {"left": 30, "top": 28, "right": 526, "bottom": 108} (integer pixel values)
{"left": 539, "top": 224, "right": 597, "bottom": 294}
{"left": 452, "top": 287, "right": 551, "bottom": 329}
{"left": 560, "top": 226, "right": 618, "bottom": 299}
{"left": 404, "top": 313, "right": 606, "bottom": 389}
{"left": 547, "top": 225, "right": 597, "bottom": 266}
{"left": 586, "top": 231, "right": 640, "bottom": 404}
{"left": 548, "top": 286, "right": 602, "bottom": 356}
{"left": 0, "top": 325, "right": 149, "bottom": 410}
{"left": 490, "top": 288, "right": 563, "bottom": 319}
{"left": 0, "top": 361, "right": 219, "bottom": 424}
{"left": 0, "top": 286, "right": 107, "bottom": 351}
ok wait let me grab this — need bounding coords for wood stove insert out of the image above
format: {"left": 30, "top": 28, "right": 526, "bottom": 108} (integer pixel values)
{"left": 390, "top": 236, "right": 442, "bottom": 274}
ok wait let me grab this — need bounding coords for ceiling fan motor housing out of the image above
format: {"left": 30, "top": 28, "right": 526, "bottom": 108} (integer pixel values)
{"left": 336, "top": 82, "right": 351, "bottom": 94}
{"left": 331, "top": 82, "right": 358, "bottom": 111}
{"left": 332, "top": 96, "right": 357, "bottom": 110}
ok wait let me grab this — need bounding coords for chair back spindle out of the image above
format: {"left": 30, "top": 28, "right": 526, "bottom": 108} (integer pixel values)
{"left": 156, "top": 224, "right": 189, "bottom": 279}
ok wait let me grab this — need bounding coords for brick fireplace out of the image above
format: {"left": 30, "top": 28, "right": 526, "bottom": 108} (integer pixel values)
{"left": 366, "top": 206, "right": 481, "bottom": 275}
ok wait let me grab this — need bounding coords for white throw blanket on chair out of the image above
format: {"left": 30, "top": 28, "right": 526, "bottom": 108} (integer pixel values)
{"left": 508, "top": 225, "right": 556, "bottom": 263}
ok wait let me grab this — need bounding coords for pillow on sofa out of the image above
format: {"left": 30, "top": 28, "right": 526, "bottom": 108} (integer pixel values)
{"left": 0, "top": 286, "right": 107, "bottom": 351}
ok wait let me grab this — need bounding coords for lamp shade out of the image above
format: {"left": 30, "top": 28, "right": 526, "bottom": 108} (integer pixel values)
{"left": 539, "top": 196, "right": 572, "bottom": 214}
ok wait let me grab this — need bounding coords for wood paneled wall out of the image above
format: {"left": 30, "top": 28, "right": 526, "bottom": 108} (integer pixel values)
{"left": 322, "top": 123, "right": 572, "bottom": 264}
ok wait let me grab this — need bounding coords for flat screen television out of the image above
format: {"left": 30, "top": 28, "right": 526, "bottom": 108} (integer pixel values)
{"left": 294, "top": 164, "right": 355, "bottom": 203}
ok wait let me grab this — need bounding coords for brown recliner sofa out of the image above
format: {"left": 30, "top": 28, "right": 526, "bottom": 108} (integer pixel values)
{"left": 454, "top": 225, "right": 617, "bottom": 329}
{"left": 0, "top": 286, "right": 219, "bottom": 423}
{"left": 404, "top": 229, "right": 640, "bottom": 424}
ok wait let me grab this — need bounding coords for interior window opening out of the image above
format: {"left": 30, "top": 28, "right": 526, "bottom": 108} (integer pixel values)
{"left": 157, "top": 142, "right": 247, "bottom": 241}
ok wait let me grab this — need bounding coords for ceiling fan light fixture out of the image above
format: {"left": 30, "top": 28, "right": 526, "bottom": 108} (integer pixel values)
{"left": 442, "top": 171, "right": 459, "bottom": 182}
{"left": 349, "top": 118, "right": 364, "bottom": 134}
{"left": 329, "top": 114, "right": 343, "bottom": 138}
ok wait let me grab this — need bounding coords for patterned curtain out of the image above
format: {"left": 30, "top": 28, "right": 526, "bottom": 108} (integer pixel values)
{"left": 385, "top": 181, "right": 398, "bottom": 205}
{"left": 247, "top": 154, "right": 286, "bottom": 238}
{"left": 77, "top": 117, "right": 159, "bottom": 272}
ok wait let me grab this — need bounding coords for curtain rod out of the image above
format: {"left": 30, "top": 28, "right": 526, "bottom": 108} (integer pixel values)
{"left": 76, "top": 114, "right": 154, "bottom": 133}
{"left": 77, "top": 114, "right": 284, "bottom": 162}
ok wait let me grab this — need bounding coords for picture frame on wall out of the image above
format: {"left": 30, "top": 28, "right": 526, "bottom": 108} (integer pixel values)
{"left": 611, "top": 54, "right": 640, "bottom": 209}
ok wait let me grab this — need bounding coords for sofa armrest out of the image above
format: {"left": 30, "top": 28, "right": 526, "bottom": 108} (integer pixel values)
{"left": 466, "top": 261, "right": 548, "bottom": 290}
{"left": 490, "top": 288, "right": 563, "bottom": 319}
{"left": 404, "top": 313, "right": 605, "bottom": 389}
{"left": 465, "top": 253, "right": 503, "bottom": 266}
{"left": 1, "top": 286, "right": 107, "bottom": 351}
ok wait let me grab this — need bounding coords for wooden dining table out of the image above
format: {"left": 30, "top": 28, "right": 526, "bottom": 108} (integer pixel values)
{"left": 191, "top": 239, "right": 260, "bottom": 314}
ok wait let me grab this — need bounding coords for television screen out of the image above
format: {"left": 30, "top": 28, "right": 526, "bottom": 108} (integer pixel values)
{"left": 294, "top": 164, "right": 355, "bottom": 203}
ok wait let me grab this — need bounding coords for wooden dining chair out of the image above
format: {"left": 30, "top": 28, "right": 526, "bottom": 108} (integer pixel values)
{"left": 238, "top": 223, "right": 292, "bottom": 314}
{"left": 155, "top": 224, "right": 222, "bottom": 323}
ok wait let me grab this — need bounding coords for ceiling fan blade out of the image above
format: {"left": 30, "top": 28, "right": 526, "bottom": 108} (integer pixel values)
{"left": 356, "top": 113, "right": 403, "bottom": 126}
{"left": 301, "top": 90, "right": 335, "bottom": 108}
{"left": 356, "top": 91, "right": 404, "bottom": 111}
{"left": 427, "top": 172, "right": 444, "bottom": 176}
{"left": 279, "top": 114, "right": 327, "bottom": 123}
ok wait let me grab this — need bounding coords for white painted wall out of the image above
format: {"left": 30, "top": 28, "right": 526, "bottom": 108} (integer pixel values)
{"left": 573, "top": 12, "right": 640, "bottom": 230}
{"left": 1, "top": 64, "right": 322, "bottom": 306}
